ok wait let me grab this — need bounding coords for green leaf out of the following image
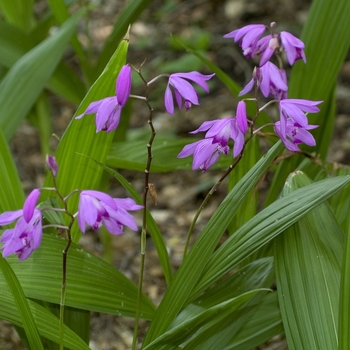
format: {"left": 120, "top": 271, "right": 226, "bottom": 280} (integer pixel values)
{"left": 227, "top": 135, "right": 260, "bottom": 234}
{"left": 226, "top": 292, "right": 283, "bottom": 350}
{"left": 0, "top": 11, "right": 82, "bottom": 140}
{"left": 0, "top": 234, "right": 155, "bottom": 319}
{"left": 141, "top": 141, "right": 284, "bottom": 346}
{"left": 143, "top": 290, "right": 264, "bottom": 350}
{"left": 0, "top": 129, "right": 24, "bottom": 211}
{"left": 0, "top": 20, "right": 85, "bottom": 104}
{"left": 0, "top": 0, "right": 34, "bottom": 32}
{"left": 0, "top": 292, "right": 90, "bottom": 349}
{"left": 181, "top": 258, "right": 275, "bottom": 349}
{"left": 339, "top": 213, "right": 350, "bottom": 350}
{"left": 274, "top": 171, "right": 343, "bottom": 350}
{"left": 42, "top": 35, "right": 129, "bottom": 243}
{"left": 0, "top": 256, "right": 43, "bottom": 350}
{"left": 195, "top": 175, "right": 350, "bottom": 298}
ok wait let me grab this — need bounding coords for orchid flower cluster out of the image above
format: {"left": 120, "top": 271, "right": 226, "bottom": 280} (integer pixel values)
{"left": 0, "top": 22, "right": 322, "bottom": 261}
{"left": 0, "top": 156, "right": 142, "bottom": 260}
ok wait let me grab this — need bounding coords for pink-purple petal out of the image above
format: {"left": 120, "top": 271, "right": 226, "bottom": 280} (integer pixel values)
{"left": 23, "top": 189, "right": 40, "bottom": 223}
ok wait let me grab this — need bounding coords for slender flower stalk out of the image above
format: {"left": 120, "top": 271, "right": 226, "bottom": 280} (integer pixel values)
{"left": 132, "top": 67, "right": 157, "bottom": 350}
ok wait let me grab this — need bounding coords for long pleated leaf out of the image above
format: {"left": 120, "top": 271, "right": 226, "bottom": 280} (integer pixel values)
{"left": 226, "top": 292, "right": 283, "bottom": 350}
{"left": 0, "top": 256, "right": 43, "bottom": 350}
{"left": 274, "top": 171, "right": 343, "bottom": 349}
{"left": 143, "top": 290, "right": 264, "bottom": 350}
{"left": 0, "top": 11, "right": 82, "bottom": 140}
{"left": 180, "top": 258, "right": 275, "bottom": 350}
{"left": 0, "top": 129, "right": 24, "bottom": 211}
{"left": 0, "top": 20, "right": 85, "bottom": 104}
{"left": 0, "top": 234, "right": 155, "bottom": 319}
{"left": 0, "top": 0, "right": 34, "bottom": 31}
{"left": 0, "top": 292, "right": 90, "bottom": 349}
{"left": 42, "top": 34, "right": 129, "bottom": 243}
{"left": 141, "top": 141, "right": 284, "bottom": 346}
{"left": 194, "top": 175, "right": 350, "bottom": 297}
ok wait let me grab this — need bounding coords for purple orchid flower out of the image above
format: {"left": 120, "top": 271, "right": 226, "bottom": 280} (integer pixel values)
{"left": 239, "top": 62, "right": 288, "bottom": 100}
{"left": 190, "top": 117, "right": 245, "bottom": 157}
{"left": 274, "top": 119, "right": 318, "bottom": 152}
{"left": 77, "top": 190, "right": 143, "bottom": 235}
{"left": 278, "top": 99, "right": 322, "bottom": 139}
{"left": 76, "top": 64, "right": 132, "bottom": 133}
{"left": 178, "top": 138, "right": 228, "bottom": 172}
{"left": 224, "top": 24, "right": 266, "bottom": 58}
{"left": 179, "top": 115, "right": 246, "bottom": 171}
{"left": 280, "top": 31, "right": 306, "bottom": 65}
{"left": 0, "top": 189, "right": 42, "bottom": 260}
{"left": 164, "top": 72, "right": 215, "bottom": 115}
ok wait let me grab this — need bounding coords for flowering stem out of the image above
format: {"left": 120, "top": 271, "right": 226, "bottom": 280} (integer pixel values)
{"left": 132, "top": 69, "right": 156, "bottom": 350}
{"left": 50, "top": 176, "right": 76, "bottom": 350}
{"left": 183, "top": 152, "right": 244, "bottom": 258}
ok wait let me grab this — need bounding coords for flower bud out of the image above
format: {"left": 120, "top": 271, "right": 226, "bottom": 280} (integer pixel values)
{"left": 116, "top": 64, "right": 132, "bottom": 107}
{"left": 46, "top": 155, "right": 58, "bottom": 178}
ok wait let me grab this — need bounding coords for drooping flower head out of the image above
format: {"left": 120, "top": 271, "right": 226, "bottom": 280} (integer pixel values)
{"left": 76, "top": 64, "right": 132, "bottom": 133}
{"left": 0, "top": 189, "right": 42, "bottom": 260}
{"left": 278, "top": 99, "right": 323, "bottom": 139}
{"left": 164, "top": 72, "right": 215, "bottom": 115}
{"left": 224, "top": 24, "right": 266, "bottom": 58}
{"left": 280, "top": 32, "right": 306, "bottom": 65}
{"left": 239, "top": 62, "right": 288, "bottom": 100}
{"left": 178, "top": 138, "right": 228, "bottom": 172}
{"left": 224, "top": 23, "right": 306, "bottom": 67}
{"left": 77, "top": 190, "right": 143, "bottom": 235}
{"left": 274, "top": 119, "right": 318, "bottom": 152}
{"left": 178, "top": 116, "right": 246, "bottom": 171}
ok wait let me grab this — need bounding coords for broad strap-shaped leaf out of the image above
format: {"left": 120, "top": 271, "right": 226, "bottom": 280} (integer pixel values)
{"left": 0, "top": 19, "right": 85, "bottom": 104}
{"left": 141, "top": 141, "right": 284, "bottom": 346}
{"left": 0, "top": 234, "right": 155, "bottom": 319}
{"left": 180, "top": 258, "right": 276, "bottom": 349}
{"left": 0, "top": 0, "right": 34, "bottom": 31}
{"left": 0, "top": 291, "right": 90, "bottom": 349}
{"left": 274, "top": 171, "right": 343, "bottom": 349}
{"left": 194, "top": 175, "right": 350, "bottom": 298}
{"left": 0, "top": 256, "right": 43, "bottom": 350}
{"left": 0, "top": 129, "right": 24, "bottom": 211}
{"left": 226, "top": 292, "right": 283, "bottom": 350}
{"left": 143, "top": 290, "right": 264, "bottom": 350}
{"left": 42, "top": 34, "right": 129, "bottom": 243}
{"left": 0, "top": 11, "right": 82, "bottom": 140}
